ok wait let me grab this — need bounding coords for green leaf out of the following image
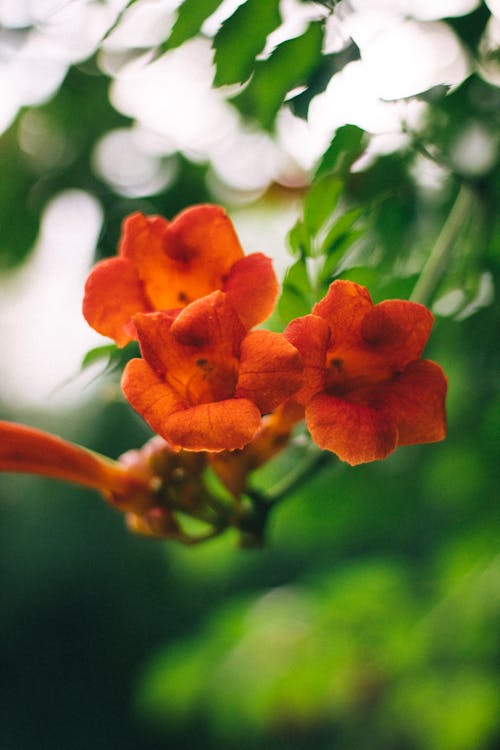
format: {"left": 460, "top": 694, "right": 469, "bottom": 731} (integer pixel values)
{"left": 232, "top": 22, "right": 324, "bottom": 130}
{"left": 287, "top": 219, "right": 311, "bottom": 257}
{"left": 304, "top": 175, "right": 343, "bottom": 237}
{"left": 315, "top": 124, "right": 367, "bottom": 179}
{"left": 320, "top": 207, "right": 364, "bottom": 255}
{"left": 160, "top": 0, "right": 221, "bottom": 52}
{"left": 278, "top": 258, "right": 313, "bottom": 323}
{"left": 213, "top": 0, "right": 281, "bottom": 87}
{"left": 81, "top": 344, "right": 119, "bottom": 370}
{"left": 319, "top": 229, "right": 366, "bottom": 285}
{"left": 0, "top": 129, "right": 40, "bottom": 269}
{"left": 336, "top": 266, "right": 379, "bottom": 289}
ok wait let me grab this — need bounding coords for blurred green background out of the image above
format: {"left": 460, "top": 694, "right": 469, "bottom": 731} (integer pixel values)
{"left": 1, "top": 2, "right": 499, "bottom": 749}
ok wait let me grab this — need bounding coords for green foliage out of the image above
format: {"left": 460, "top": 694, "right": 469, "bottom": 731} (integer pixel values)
{"left": 213, "top": 0, "right": 281, "bottom": 86}
{"left": 81, "top": 343, "right": 120, "bottom": 370}
{"left": 81, "top": 341, "right": 140, "bottom": 378}
{"left": 303, "top": 175, "right": 342, "bottom": 236}
{"left": 161, "top": 0, "right": 221, "bottom": 51}
{"left": 138, "top": 554, "right": 500, "bottom": 748}
{"left": 278, "top": 125, "right": 370, "bottom": 321}
{"left": 232, "top": 22, "right": 324, "bottom": 130}
{"left": 0, "top": 129, "right": 41, "bottom": 268}
{"left": 278, "top": 257, "right": 314, "bottom": 324}
{"left": 315, "top": 124, "right": 367, "bottom": 179}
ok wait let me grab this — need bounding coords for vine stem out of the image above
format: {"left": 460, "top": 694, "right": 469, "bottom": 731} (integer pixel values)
{"left": 231, "top": 451, "right": 334, "bottom": 547}
{"left": 410, "top": 183, "right": 474, "bottom": 306}
{"left": 247, "top": 450, "right": 334, "bottom": 508}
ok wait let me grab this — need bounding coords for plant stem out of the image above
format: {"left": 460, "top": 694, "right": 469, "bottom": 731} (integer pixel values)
{"left": 410, "top": 183, "right": 474, "bottom": 306}
{"left": 245, "top": 449, "right": 334, "bottom": 510}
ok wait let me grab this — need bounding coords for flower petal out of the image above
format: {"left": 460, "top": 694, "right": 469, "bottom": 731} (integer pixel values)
{"left": 82, "top": 257, "right": 150, "bottom": 346}
{"left": 0, "top": 421, "right": 150, "bottom": 498}
{"left": 312, "top": 280, "right": 373, "bottom": 347}
{"left": 133, "top": 311, "right": 177, "bottom": 378}
{"left": 119, "top": 206, "right": 244, "bottom": 310}
{"left": 119, "top": 212, "right": 181, "bottom": 309}
{"left": 370, "top": 359, "right": 447, "bottom": 446}
{"left": 134, "top": 294, "right": 246, "bottom": 406}
{"left": 162, "top": 399, "right": 262, "bottom": 452}
{"left": 166, "top": 203, "right": 243, "bottom": 269}
{"left": 223, "top": 253, "right": 279, "bottom": 329}
{"left": 121, "top": 358, "right": 187, "bottom": 440}
{"left": 236, "top": 330, "right": 304, "bottom": 413}
{"left": 169, "top": 290, "right": 245, "bottom": 358}
{"left": 306, "top": 393, "right": 398, "bottom": 465}
{"left": 284, "top": 314, "right": 330, "bottom": 405}
{"left": 361, "top": 299, "right": 434, "bottom": 369}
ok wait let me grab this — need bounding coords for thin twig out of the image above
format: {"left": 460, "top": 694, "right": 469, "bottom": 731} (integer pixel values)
{"left": 410, "top": 183, "right": 474, "bottom": 306}
{"left": 247, "top": 450, "right": 335, "bottom": 509}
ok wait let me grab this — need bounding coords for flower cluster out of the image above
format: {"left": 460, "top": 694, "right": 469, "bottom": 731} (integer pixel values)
{"left": 0, "top": 203, "right": 447, "bottom": 544}
{"left": 84, "top": 203, "right": 447, "bottom": 467}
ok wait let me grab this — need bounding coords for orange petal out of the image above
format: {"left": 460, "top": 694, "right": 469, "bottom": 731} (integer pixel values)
{"left": 162, "top": 399, "right": 262, "bottom": 452}
{"left": 169, "top": 290, "right": 245, "bottom": 358}
{"left": 370, "top": 359, "right": 447, "bottom": 446}
{"left": 119, "top": 211, "right": 169, "bottom": 262}
{"left": 361, "top": 300, "right": 434, "bottom": 369}
{"left": 284, "top": 314, "right": 330, "bottom": 405}
{"left": 313, "top": 280, "right": 373, "bottom": 348}
{"left": 306, "top": 394, "right": 398, "bottom": 465}
{"left": 82, "top": 257, "right": 150, "bottom": 346}
{"left": 121, "top": 358, "right": 187, "bottom": 439}
{"left": 0, "top": 421, "right": 150, "bottom": 497}
{"left": 223, "top": 253, "right": 279, "bottom": 329}
{"left": 119, "top": 212, "right": 190, "bottom": 310}
{"left": 133, "top": 311, "right": 177, "bottom": 378}
{"left": 236, "top": 330, "right": 304, "bottom": 413}
{"left": 90, "top": 207, "right": 252, "bottom": 332}
{"left": 134, "top": 294, "right": 245, "bottom": 406}
{"left": 121, "top": 206, "right": 245, "bottom": 310}
{"left": 166, "top": 204, "right": 243, "bottom": 269}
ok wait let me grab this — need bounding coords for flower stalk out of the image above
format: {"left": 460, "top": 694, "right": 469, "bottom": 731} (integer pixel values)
{"left": 410, "top": 183, "right": 475, "bottom": 306}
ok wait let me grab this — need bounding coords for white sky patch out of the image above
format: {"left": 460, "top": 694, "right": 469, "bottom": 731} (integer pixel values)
{"left": 0, "top": 0, "right": 125, "bottom": 134}
{"left": 485, "top": 0, "right": 500, "bottom": 18}
{"left": 209, "top": 127, "right": 281, "bottom": 192}
{"left": 231, "top": 199, "right": 301, "bottom": 280}
{"left": 102, "top": 0, "right": 180, "bottom": 51}
{"left": 109, "top": 39, "right": 239, "bottom": 159}
{"left": 276, "top": 107, "right": 320, "bottom": 173}
{"left": 358, "top": 20, "right": 470, "bottom": 100}
{"left": 0, "top": 191, "right": 104, "bottom": 408}
{"left": 92, "top": 127, "right": 178, "bottom": 197}
{"left": 450, "top": 122, "right": 498, "bottom": 177}
{"left": 342, "top": 0, "right": 480, "bottom": 19}
{"left": 308, "top": 60, "right": 427, "bottom": 140}
{"left": 0, "top": 48, "right": 67, "bottom": 133}
{"left": 408, "top": 0, "right": 480, "bottom": 20}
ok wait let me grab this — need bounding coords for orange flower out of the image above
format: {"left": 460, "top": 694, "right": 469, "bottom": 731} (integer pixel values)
{"left": 121, "top": 290, "right": 304, "bottom": 452}
{"left": 0, "top": 420, "right": 154, "bottom": 512}
{"left": 284, "top": 280, "right": 447, "bottom": 465}
{"left": 83, "top": 204, "right": 278, "bottom": 346}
